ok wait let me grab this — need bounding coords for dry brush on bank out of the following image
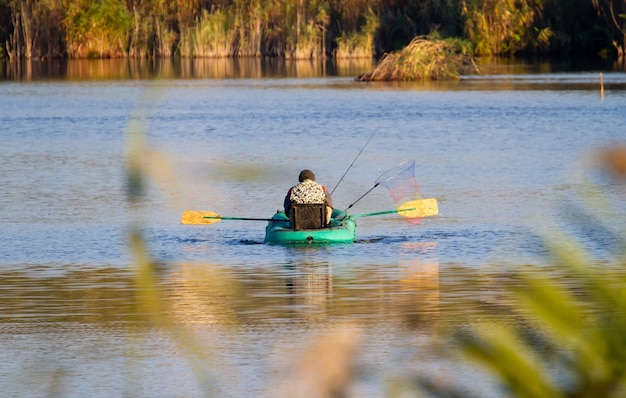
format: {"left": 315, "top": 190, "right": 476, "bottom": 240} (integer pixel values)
{"left": 357, "top": 36, "right": 479, "bottom": 81}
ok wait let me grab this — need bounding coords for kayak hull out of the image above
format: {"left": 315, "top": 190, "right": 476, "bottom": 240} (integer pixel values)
{"left": 264, "top": 211, "right": 356, "bottom": 245}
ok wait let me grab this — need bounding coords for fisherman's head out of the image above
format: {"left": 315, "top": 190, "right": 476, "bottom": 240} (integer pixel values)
{"left": 298, "top": 169, "right": 315, "bottom": 182}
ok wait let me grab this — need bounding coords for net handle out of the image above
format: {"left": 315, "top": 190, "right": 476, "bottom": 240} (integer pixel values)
{"left": 346, "top": 160, "right": 416, "bottom": 210}
{"left": 345, "top": 183, "right": 379, "bottom": 210}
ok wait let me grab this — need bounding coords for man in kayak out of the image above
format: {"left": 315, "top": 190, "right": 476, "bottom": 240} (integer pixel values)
{"left": 284, "top": 169, "right": 334, "bottom": 225}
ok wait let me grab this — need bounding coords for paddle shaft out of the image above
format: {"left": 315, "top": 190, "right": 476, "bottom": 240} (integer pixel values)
{"left": 352, "top": 207, "right": 414, "bottom": 218}
{"left": 204, "top": 216, "right": 278, "bottom": 222}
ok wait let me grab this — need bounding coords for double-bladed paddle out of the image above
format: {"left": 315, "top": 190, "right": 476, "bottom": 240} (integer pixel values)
{"left": 181, "top": 198, "right": 438, "bottom": 225}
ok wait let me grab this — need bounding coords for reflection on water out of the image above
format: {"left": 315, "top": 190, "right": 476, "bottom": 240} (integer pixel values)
{"left": 474, "top": 55, "right": 626, "bottom": 74}
{"left": 1, "top": 58, "right": 375, "bottom": 81}
{"left": 0, "top": 251, "right": 440, "bottom": 328}
{"left": 2, "top": 251, "right": 625, "bottom": 395}
{"left": 284, "top": 260, "right": 333, "bottom": 323}
{"left": 168, "top": 264, "right": 241, "bottom": 327}
{"left": 398, "top": 242, "right": 440, "bottom": 327}
{"left": 461, "top": 72, "right": 626, "bottom": 91}
{"left": 0, "top": 249, "right": 452, "bottom": 331}
{"left": 2, "top": 56, "right": 625, "bottom": 87}
{"left": 0, "top": 266, "right": 136, "bottom": 325}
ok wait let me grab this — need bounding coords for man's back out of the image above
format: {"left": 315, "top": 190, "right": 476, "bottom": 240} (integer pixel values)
{"left": 289, "top": 179, "right": 327, "bottom": 205}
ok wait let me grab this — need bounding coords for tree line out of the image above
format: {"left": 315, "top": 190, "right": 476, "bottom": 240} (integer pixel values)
{"left": 1, "top": 0, "right": 624, "bottom": 60}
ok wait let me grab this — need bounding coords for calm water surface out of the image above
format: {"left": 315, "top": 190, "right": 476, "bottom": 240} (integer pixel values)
{"left": 1, "top": 59, "right": 626, "bottom": 397}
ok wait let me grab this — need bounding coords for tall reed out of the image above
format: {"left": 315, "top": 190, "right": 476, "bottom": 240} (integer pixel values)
{"left": 64, "top": 0, "right": 131, "bottom": 58}
{"left": 335, "top": 8, "right": 379, "bottom": 59}
{"left": 6, "top": 0, "right": 65, "bottom": 59}
{"left": 461, "top": 0, "right": 550, "bottom": 56}
{"left": 415, "top": 145, "right": 626, "bottom": 397}
{"left": 179, "top": 9, "right": 235, "bottom": 57}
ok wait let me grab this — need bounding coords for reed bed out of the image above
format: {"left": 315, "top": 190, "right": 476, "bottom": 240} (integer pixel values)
{"left": 335, "top": 10, "right": 379, "bottom": 59}
{"left": 179, "top": 10, "right": 236, "bottom": 58}
{"left": 285, "top": 24, "right": 323, "bottom": 60}
{"left": 335, "top": 33, "right": 375, "bottom": 59}
{"left": 4, "top": 0, "right": 624, "bottom": 60}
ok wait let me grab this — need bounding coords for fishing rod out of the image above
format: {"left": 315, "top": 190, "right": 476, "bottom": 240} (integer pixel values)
{"left": 332, "top": 182, "right": 380, "bottom": 221}
{"left": 329, "top": 127, "right": 378, "bottom": 196}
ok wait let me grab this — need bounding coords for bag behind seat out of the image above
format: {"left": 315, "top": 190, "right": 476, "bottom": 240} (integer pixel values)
{"left": 289, "top": 204, "right": 326, "bottom": 230}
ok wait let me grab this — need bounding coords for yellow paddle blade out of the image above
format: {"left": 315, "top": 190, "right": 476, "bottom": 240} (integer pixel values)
{"left": 181, "top": 211, "right": 221, "bottom": 225}
{"left": 397, "top": 198, "right": 438, "bottom": 218}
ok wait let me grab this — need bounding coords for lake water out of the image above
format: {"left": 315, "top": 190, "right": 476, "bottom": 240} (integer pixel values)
{"left": 1, "top": 58, "right": 626, "bottom": 397}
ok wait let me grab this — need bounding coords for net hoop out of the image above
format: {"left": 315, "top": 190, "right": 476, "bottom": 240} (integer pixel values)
{"left": 376, "top": 160, "right": 422, "bottom": 225}
{"left": 375, "top": 160, "right": 415, "bottom": 185}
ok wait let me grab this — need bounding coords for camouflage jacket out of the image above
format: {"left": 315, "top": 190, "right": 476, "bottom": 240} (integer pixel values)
{"left": 284, "top": 179, "right": 332, "bottom": 213}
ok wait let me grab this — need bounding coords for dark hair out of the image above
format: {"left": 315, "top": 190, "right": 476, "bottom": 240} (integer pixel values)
{"left": 298, "top": 169, "right": 315, "bottom": 182}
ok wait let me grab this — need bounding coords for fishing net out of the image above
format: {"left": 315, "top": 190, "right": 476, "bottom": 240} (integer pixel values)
{"left": 375, "top": 161, "right": 423, "bottom": 225}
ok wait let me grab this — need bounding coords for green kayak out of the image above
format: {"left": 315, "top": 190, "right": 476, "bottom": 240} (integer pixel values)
{"left": 264, "top": 209, "right": 357, "bottom": 245}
